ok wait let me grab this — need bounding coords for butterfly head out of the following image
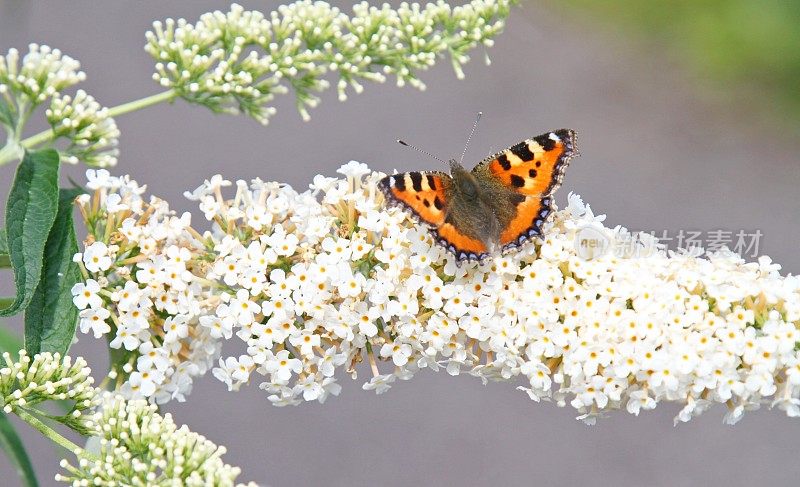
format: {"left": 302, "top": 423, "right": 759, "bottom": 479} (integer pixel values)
{"left": 447, "top": 159, "right": 481, "bottom": 201}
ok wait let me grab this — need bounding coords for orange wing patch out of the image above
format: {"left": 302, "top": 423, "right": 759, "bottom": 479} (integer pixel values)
{"left": 482, "top": 129, "right": 577, "bottom": 197}
{"left": 378, "top": 171, "right": 450, "bottom": 227}
{"left": 379, "top": 171, "right": 489, "bottom": 262}
{"left": 435, "top": 222, "right": 488, "bottom": 259}
{"left": 499, "top": 195, "right": 552, "bottom": 251}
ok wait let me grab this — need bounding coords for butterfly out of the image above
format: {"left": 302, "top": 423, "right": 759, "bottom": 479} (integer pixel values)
{"left": 379, "top": 128, "right": 578, "bottom": 262}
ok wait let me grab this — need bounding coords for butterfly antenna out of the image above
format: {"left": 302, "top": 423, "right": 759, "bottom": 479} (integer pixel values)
{"left": 397, "top": 139, "right": 448, "bottom": 166}
{"left": 459, "top": 111, "right": 482, "bottom": 164}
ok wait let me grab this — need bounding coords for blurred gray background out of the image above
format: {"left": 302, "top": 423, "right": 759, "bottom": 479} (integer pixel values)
{"left": 2, "top": 1, "right": 800, "bottom": 486}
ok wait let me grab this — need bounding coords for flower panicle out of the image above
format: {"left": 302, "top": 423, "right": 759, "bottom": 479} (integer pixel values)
{"left": 0, "top": 349, "right": 254, "bottom": 485}
{"left": 47, "top": 89, "right": 120, "bottom": 167}
{"left": 74, "top": 162, "right": 800, "bottom": 425}
{"left": 0, "top": 44, "right": 85, "bottom": 111}
{"left": 1, "top": 1, "right": 515, "bottom": 167}
{"left": 144, "top": 0, "right": 516, "bottom": 124}
{"left": 56, "top": 395, "right": 257, "bottom": 486}
{"left": 0, "top": 44, "right": 119, "bottom": 167}
{"left": 0, "top": 350, "right": 100, "bottom": 433}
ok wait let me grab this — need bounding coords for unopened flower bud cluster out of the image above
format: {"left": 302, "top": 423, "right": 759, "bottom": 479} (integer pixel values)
{"left": 145, "top": 0, "right": 514, "bottom": 124}
{"left": 74, "top": 162, "right": 800, "bottom": 424}
{"left": 57, "top": 396, "right": 257, "bottom": 486}
{"left": 0, "top": 44, "right": 85, "bottom": 109}
{"left": 0, "top": 44, "right": 118, "bottom": 167}
{"left": 0, "top": 350, "right": 253, "bottom": 485}
{"left": 47, "top": 90, "right": 120, "bottom": 167}
{"left": 0, "top": 350, "right": 99, "bottom": 434}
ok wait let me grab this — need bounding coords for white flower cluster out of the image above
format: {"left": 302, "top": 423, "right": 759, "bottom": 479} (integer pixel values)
{"left": 0, "top": 44, "right": 85, "bottom": 108}
{"left": 74, "top": 163, "right": 800, "bottom": 424}
{"left": 57, "top": 396, "right": 257, "bottom": 486}
{"left": 144, "top": 0, "right": 513, "bottom": 123}
{"left": 47, "top": 90, "right": 120, "bottom": 167}
{"left": 72, "top": 169, "right": 218, "bottom": 404}
{"left": 0, "top": 351, "right": 99, "bottom": 434}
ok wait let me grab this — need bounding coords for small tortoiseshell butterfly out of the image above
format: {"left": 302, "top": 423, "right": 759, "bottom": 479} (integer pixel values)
{"left": 379, "top": 127, "right": 578, "bottom": 262}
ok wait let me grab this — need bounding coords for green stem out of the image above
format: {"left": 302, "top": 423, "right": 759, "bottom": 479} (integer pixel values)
{"left": 13, "top": 407, "right": 82, "bottom": 454}
{"left": 17, "top": 130, "right": 52, "bottom": 150}
{"left": 0, "top": 89, "right": 177, "bottom": 167}
{"left": 0, "top": 140, "right": 22, "bottom": 166}
{"left": 0, "top": 101, "right": 34, "bottom": 164}
{"left": 14, "top": 101, "right": 31, "bottom": 139}
{"left": 106, "top": 89, "right": 176, "bottom": 117}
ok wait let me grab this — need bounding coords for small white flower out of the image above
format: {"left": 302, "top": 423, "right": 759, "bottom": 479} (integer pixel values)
{"left": 380, "top": 341, "right": 412, "bottom": 367}
{"left": 293, "top": 374, "right": 324, "bottom": 401}
{"left": 83, "top": 241, "right": 113, "bottom": 273}
{"left": 199, "top": 314, "right": 234, "bottom": 340}
{"left": 337, "top": 271, "right": 366, "bottom": 298}
{"left": 264, "top": 350, "right": 302, "bottom": 383}
{"left": 78, "top": 307, "right": 111, "bottom": 338}
{"left": 104, "top": 193, "right": 127, "bottom": 212}
{"left": 317, "top": 347, "right": 347, "bottom": 377}
{"left": 110, "top": 323, "right": 143, "bottom": 350}
{"left": 317, "top": 377, "right": 343, "bottom": 404}
{"left": 213, "top": 357, "right": 240, "bottom": 391}
{"left": 71, "top": 279, "right": 102, "bottom": 309}
{"left": 521, "top": 361, "right": 552, "bottom": 391}
{"left": 85, "top": 169, "right": 112, "bottom": 190}
{"left": 626, "top": 389, "right": 656, "bottom": 416}
{"left": 231, "top": 355, "right": 255, "bottom": 383}
{"left": 264, "top": 226, "right": 299, "bottom": 256}
{"left": 337, "top": 160, "right": 370, "bottom": 178}
{"left": 137, "top": 342, "right": 171, "bottom": 372}
{"left": 163, "top": 316, "right": 189, "bottom": 343}
{"left": 127, "top": 369, "right": 162, "bottom": 397}
{"left": 289, "top": 330, "right": 321, "bottom": 357}
{"left": 362, "top": 374, "right": 396, "bottom": 394}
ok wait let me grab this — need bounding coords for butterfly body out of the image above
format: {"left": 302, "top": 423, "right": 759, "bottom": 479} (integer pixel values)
{"left": 380, "top": 129, "right": 577, "bottom": 262}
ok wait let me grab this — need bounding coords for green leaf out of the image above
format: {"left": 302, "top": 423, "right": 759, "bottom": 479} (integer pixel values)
{"left": 0, "top": 228, "right": 9, "bottom": 268}
{"left": 0, "top": 99, "right": 15, "bottom": 129}
{"left": 24, "top": 188, "right": 83, "bottom": 356}
{"left": 0, "top": 325, "right": 23, "bottom": 361}
{"left": 0, "top": 150, "right": 60, "bottom": 317}
{"left": 0, "top": 412, "right": 39, "bottom": 487}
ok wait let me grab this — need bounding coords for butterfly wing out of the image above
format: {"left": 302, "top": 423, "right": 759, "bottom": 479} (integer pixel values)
{"left": 473, "top": 129, "right": 578, "bottom": 251}
{"left": 378, "top": 171, "right": 489, "bottom": 261}
{"left": 478, "top": 129, "right": 577, "bottom": 197}
{"left": 379, "top": 171, "right": 451, "bottom": 227}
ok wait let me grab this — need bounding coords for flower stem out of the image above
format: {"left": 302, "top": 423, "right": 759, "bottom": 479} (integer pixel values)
{"left": 0, "top": 141, "right": 22, "bottom": 166}
{"left": 0, "top": 89, "right": 177, "bottom": 167}
{"left": 13, "top": 407, "right": 82, "bottom": 454}
{"left": 15, "top": 130, "right": 51, "bottom": 152}
{"left": 106, "top": 89, "right": 176, "bottom": 117}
